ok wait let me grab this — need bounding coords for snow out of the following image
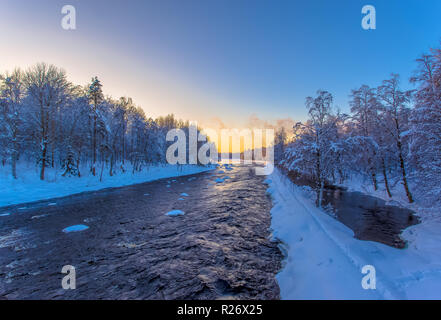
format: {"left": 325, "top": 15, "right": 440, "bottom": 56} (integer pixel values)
{"left": 31, "top": 214, "right": 48, "bottom": 219}
{"left": 0, "top": 163, "right": 214, "bottom": 208}
{"left": 165, "top": 210, "right": 185, "bottom": 216}
{"left": 62, "top": 225, "right": 89, "bottom": 233}
{"left": 267, "top": 168, "right": 441, "bottom": 299}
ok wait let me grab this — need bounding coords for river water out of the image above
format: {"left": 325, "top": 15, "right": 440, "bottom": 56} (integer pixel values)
{"left": 322, "top": 187, "right": 419, "bottom": 248}
{"left": 0, "top": 164, "right": 282, "bottom": 299}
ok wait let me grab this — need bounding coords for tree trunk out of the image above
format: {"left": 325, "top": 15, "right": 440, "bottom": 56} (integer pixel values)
{"left": 92, "top": 100, "right": 97, "bottom": 176}
{"left": 12, "top": 152, "right": 17, "bottom": 179}
{"left": 40, "top": 141, "right": 47, "bottom": 181}
{"left": 317, "top": 180, "right": 325, "bottom": 208}
{"left": 371, "top": 172, "right": 378, "bottom": 191}
{"left": 11, "top": 128, "right": 17, "bottom": 179}
{"left": 382, "top": 159, "right": 392, "bottom": 198}
{"left": 398, "top": 145, "right": 414, "bottom": 203}
{"left": 100, "top": 159, "right": 105, "bottom": 182}
{"left": 77, "top": 158, "right": 81, "bottom": 177}
{"left": 109, "top": 152, "right": 114, "bottom": 177}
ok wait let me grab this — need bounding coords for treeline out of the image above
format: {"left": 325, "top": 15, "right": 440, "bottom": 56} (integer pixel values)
{"left": 0, "top": 63, "right": 202, "bottom": 181}
{"left": 278, "top": 42, "right": 441, "bottom": 207}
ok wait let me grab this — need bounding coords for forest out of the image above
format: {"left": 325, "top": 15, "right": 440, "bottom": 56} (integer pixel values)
{"left": 276, "top": 43, "right": 441, "bottom": 208}
{"left": 0, "top": 63, "right": 203, "bottom": 182}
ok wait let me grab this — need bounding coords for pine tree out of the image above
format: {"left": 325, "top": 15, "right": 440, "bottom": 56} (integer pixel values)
{"left": 88, "top": 76, "right": 104, "bottom": 176}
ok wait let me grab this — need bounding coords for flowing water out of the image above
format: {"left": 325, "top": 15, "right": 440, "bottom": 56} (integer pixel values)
{"left": 0, "top": 164, "right": 282, "bottom": 299}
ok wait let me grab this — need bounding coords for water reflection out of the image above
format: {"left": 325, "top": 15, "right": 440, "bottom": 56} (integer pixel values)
{"left": 322, "top": 188, "right": 419, "bottom": 248}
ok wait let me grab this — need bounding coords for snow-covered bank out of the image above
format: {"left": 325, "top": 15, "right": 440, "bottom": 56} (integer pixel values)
{"left": 342, "top": 174, "right": 439, "bottom": 226}
{"left": 266, "top": 168, "right": 441, "bottom": 299}
{"left": 0, "top": 163, "right": 214, "bottom": 207}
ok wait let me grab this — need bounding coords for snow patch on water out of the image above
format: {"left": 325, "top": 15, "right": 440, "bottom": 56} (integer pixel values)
{"left": 62, "top": 225, "right": 89, "bottom": 233}
{"left": 31, "top": 214, "right": 49, "bottom": 219}
{"left": 166, "top": 210, "right": 185, "bottom": 216}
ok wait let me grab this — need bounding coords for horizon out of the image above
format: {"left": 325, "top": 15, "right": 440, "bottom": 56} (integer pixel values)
{"left": 1, "top": 0, "right": 441, "bottom": 130}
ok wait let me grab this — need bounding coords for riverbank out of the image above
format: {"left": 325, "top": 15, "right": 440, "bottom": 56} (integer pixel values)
{"left": 266, "top": 168, "right": 441, "bottom": 299}
{"left": 0, "top": 163, "right": 215, "bottom": 207}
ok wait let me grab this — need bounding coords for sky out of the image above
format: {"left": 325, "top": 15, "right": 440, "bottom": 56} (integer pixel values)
{"left": 1, "top": 0, "right": 441, "bottom": 130}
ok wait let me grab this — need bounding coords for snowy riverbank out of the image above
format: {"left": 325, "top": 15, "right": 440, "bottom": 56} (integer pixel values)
{"left": 0, "top": 163, "right": 215, "bottom": 207}
{"left": 266, "top": 168, "right": 441, "bottom": 299}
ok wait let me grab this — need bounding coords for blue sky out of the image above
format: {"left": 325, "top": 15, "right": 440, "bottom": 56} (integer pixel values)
{"left": 1, "top": 0, "right": 441, "bottom": 128}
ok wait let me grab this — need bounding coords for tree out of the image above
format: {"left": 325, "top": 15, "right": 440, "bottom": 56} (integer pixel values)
{"left": 88, "top": 76, "right": 104, "bottom": 176}
{"left": 284, "top": 90, "right": 342, "bottom": 207}
{"left": 377, "top": 74, "right": 414, "bottom": 203}
{"left": 349, "top": 85, "right": 380, "bottom": 190}
{"left": 274, "top": 126, "right": 287, "bottom": 164}
{"left": 23, "top": 63, "right": 71, "bottom": 181}
{"left": 0, "top": 69, "right": 24, "bottom": 179}
{"left": 409, "top": 50, "right": 441, "bottom": 202}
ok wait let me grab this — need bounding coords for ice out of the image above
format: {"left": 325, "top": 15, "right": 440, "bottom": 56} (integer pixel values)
{"left": 165, "top": 210, "right": 185, "bottom": 216}
{"left": 31, "top": 214, "right": 49, "bottom": 219}
{"left": 62, "top": 225, "right": 89, "bottom": 233}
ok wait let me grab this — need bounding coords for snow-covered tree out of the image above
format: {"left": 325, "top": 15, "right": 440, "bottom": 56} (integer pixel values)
{"left": 0, "top": 69, "right": 25, "bottom": 179}
{"left": 283, "top": 90, "right": 343, "bottom": 206}
{"left": 88, "top": 76, "right": 104, "bottom": 176}
{"left": 377, "top": 74, "right": 414, "bottom": 203}
{"left": 23, "top": 63, "right": 71, "bottom": 180}
{"left": 409, "top": 49, "right": 441, "bottom": 203}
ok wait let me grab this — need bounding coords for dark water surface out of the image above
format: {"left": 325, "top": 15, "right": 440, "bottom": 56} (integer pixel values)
{"left": 0, "top": 164, "right": 282, "bottom": 299}
{"left": 322, "top": 188, "right": 419, "bottom": 248}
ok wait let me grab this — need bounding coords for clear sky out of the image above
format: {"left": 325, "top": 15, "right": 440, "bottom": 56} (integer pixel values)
{"left": 1, "top": 0, "right": 441, "bottom": 129}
